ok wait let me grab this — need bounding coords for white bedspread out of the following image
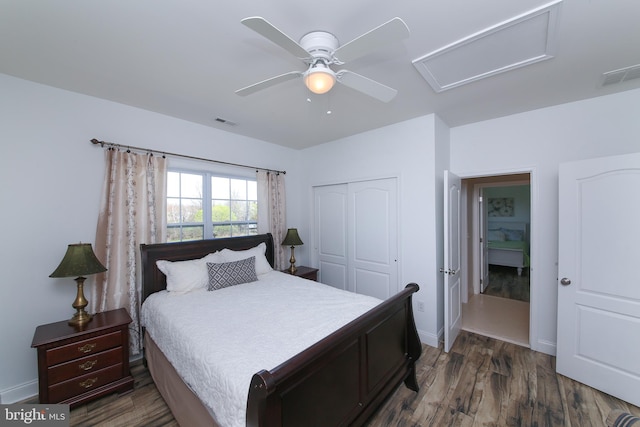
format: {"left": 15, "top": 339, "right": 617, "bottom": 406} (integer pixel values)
{"left": 140, "top": 270, "right": 381, "bottom": 427}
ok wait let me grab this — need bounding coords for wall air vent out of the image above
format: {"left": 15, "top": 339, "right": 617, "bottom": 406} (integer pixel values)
{"left": 214, "top": 117, "right": 237, "bottom": 126}
{"left": 412, "top": 0, "right": 562, "bottom": 92}
{"left": 602, "top": 64, "right": 640, "bottom": 86}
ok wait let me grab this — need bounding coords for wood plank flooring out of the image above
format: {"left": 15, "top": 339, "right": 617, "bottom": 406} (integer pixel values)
{"left": 484, "top": 265, "right": 530, "bottom": 302}
{"left": 61, "top": 331, "right": 638, "bottom": 426}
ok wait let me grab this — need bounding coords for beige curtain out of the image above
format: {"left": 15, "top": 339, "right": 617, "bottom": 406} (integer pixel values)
{"left": 257, "top": 171, "right": 287, "bottom": 269}
{"left": 91, "top": 148, "right": 167, "bottom": 355}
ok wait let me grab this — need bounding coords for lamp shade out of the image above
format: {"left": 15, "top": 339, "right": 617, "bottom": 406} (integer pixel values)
{"left": 281, "top": 228, "right": 304, "bottom": 246}
{"left": 49, "top": 243, "right": 107, "bottom": 278}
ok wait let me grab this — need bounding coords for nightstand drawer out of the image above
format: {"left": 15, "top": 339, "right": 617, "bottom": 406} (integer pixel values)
{"left": 47, "top": 347, "right": 123, "bottom": 385}
{"left": 46, "top": 331, "right": 122, "bottom": 366}
{"left": 33, "top": 308, "right": 134, "bottom": 406}
{"left": 48, "top": 364, "right": 123, "bottom": 403}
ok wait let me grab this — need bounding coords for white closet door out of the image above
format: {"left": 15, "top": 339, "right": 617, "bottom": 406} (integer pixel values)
{"left": 314, "top": 184, "right": 348, "bottom": 290}
{"left": 348, "top": 178, "right": 398, "bottom": 299}
{"left": 314, "top": 178, "right": 398, "bottom": 299}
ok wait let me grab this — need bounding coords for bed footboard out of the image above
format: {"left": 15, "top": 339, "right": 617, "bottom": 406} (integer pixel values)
{"left": 246, "top": 283, "right": 421, "bottom": 427}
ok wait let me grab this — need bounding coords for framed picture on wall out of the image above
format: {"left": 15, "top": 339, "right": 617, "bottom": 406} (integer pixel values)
{"left": 488, "top": 197, "right": 515, "bottom": 217}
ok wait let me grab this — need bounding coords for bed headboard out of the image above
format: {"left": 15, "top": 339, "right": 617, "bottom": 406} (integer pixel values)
{"left": 140, "top": 233, "right": 275, "bottom": 303}
{"left": 487, "top": 221, "right": 529, "bottom": 242}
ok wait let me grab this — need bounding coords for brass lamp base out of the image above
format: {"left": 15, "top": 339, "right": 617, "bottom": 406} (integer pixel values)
{"left": 288, "top": 245, "right": 297, "bottom": 274}
{"left": 69, "top": 311, "right": 92, "bottom": 327}
{"left": 69, "top": 276, "right": 92, "bottom": 327}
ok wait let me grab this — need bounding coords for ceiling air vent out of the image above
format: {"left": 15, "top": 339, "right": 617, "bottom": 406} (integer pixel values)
{"left": 602, "top": 64, "right": 640, "bottom": 86}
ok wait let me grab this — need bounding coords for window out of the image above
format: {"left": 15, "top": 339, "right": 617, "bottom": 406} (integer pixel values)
{"left": 167, "top": 171, "right": 257, "bottom": 242}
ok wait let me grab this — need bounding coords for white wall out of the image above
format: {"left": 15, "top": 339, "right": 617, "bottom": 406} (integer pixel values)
{"left": 450, "top": 87, "right": 640, "bottom": 354}
{"left": 0, "top": 74, "right": 301, "bottom": 403}
{"left": 299, "top": 115, "right": 448, "bottom": 347}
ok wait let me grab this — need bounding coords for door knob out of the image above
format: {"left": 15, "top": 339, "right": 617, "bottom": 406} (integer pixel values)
{"left": 560, "top": 277, "right": 571, "bottom": 286}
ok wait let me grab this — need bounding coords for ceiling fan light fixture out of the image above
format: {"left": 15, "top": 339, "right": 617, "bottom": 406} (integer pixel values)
{"left": 304, "top": 63, "right": 336, "bottom": 94}
{"left": 238, "top": 17, "right": 409, "bottom": 101}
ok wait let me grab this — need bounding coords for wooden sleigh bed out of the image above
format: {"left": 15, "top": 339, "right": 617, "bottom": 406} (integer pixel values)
{"left": 140, "top": 233, "right": 422, "bottom": 426}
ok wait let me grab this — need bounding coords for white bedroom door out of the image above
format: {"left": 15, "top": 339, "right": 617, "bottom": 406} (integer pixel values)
{"left": 479, "top": 190, "right": 490, "bottom": 292}
{"left": 444, "top": 171, "right": 462, "bottom": 353}
{"left": 314, "top": 184, "right": 348, "bottom": 290}
{"left": 557, "top": 152, "right": 640, "bottom": 407}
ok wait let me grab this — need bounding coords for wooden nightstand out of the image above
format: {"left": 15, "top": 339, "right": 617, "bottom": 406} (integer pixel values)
{"left": 31, "top": 308, "right": 134, "bottom": 407}
{"left": 281, "top": 266, "right": 319, "bottom": 281}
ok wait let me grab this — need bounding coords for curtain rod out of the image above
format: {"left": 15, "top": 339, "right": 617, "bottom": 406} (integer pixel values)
{"left": 90, "top": 139, "right": 286, "bottom": 174}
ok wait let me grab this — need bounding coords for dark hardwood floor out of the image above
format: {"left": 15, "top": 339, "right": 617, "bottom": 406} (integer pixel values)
{"left": 57, "top": 331, "right": 639, "bottom": 426}
{"left": 484, "top": 265, "right": 530, "bottom": 302}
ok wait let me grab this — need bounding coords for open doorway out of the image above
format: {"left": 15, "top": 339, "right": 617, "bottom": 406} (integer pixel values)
{"left": 461, "top": 173, "right": 531, "bottom": 347}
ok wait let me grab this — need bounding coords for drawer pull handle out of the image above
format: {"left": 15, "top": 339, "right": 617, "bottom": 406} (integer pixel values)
{"left": 78, "top": 343, "right": 97, "bottom": 353}
{"left": 79, "top": 378, "right": 97, "bottom": 389}
{"left": 79, "top": 360, "right": 98, "bottom": 371}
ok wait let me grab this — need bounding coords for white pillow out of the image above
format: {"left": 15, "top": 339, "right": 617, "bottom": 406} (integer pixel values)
{"left": 219, "top": 242, "right": 273, "bottom": 275}
{"left": 502, "top": 228, "right": 524, "bottom": 241}
{"left": 156, "top": 252, "right": 225, "bottom": 293}
{"left": 487, "top": 229, "right": 506, "bottom": 242}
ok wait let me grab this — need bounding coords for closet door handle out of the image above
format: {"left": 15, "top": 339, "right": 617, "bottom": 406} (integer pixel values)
{"left": 560, "top": 277, "right": 571, "bottom": 286}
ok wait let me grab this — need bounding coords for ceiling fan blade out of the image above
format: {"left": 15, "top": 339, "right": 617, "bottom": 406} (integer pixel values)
{"left": 241, "top": 17, "right": 311, "bottom": 60}
{"left": 333, "top": 17, "right": 410, "bottom": 64}
{"left": 235, "top": 71, "right": 302, "bottom": 96}
{"left": 336, "top": 70, "right": 398, "bottom": 102}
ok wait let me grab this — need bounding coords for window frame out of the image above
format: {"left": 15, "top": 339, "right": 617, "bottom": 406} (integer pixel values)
{"left": 167, "top": 168, "right": 258, "bottom": 242}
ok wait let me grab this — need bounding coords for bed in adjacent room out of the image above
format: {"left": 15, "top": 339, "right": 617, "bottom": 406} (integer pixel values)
{"left": 487, "top": 221, "right": 530, "bottom": 276}
{"left": 139, "top": 233, "right": 421, "bottom": 427}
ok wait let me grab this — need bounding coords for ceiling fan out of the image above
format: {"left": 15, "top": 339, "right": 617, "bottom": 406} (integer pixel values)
{"left": 235, "top": 17, "right": 410, "bottom": 102}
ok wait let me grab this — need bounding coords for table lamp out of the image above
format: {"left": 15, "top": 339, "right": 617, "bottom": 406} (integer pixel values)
{"left": 281, "top": 228, "right": 303, "bottom": 273}
{"left": 49, "top": 243, "right": 107, "bottom": 327}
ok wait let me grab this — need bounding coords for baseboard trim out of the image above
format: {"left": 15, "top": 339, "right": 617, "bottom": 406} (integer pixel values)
{"left": 0, "top": 380, "right": 38, "bottom": 404}
{"left": 418, "top": 328, "right": 442, "bottom": 348}
{"left": 533, "top": 338, "right": 557, "bottom": 356}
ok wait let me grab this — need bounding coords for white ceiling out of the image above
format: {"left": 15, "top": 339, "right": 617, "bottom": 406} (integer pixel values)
{"left": 2, "top": 1, "right": 639, "bottom": 149}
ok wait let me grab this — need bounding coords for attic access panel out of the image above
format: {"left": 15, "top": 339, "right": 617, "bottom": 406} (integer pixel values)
{"left": 413, "top": 0, "right": 562, "bottom": 92}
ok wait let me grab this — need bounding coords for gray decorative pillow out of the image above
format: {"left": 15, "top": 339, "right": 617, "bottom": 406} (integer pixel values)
{"left": 207, "top": 256, "right": 258, "bottom": 291}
